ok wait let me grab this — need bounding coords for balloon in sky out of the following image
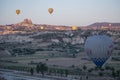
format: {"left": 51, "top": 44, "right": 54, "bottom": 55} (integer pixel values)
{"left": 16, "top": 9, "right": 20, "bottom": 15}
{"left": 48, "top": 8, "right": 53, "bottom": 14}
{"left": 84, "top": 35, "right": 114, "bottom": 67}
{"left": 72, "top": 26, "right": 78, "bottom": 30}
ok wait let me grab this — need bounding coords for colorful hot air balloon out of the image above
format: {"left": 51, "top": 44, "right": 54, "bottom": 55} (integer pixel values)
{"left": 84, "top": 35, "right": 114, "bottom": 67}
{"left": 48, "top": 8, "right": 53, "bottom": 14}
{"left": 16, "top": 9, "right": 20, "bottom": 15}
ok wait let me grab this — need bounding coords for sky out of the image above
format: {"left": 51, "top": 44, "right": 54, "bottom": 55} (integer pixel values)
{"left": 0, "top": 0, "right": 120, "bottom": 26}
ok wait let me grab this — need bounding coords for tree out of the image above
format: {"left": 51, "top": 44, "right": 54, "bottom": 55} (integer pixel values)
{"left": 112, "top": 71, "right": 116, "bottom": 79}
{"left": 86, "top": 76, "right": 88, "bottom": 80}
{"left": 83, "top": 65, "right": 87, "bottom": 71}
{"left": 30, "top": 68, "right": 34, "bottom": 75}
{"left": 88, "top": 69, "right": 92, "bottom": 73}
{"left": 100, "top": 68, "right": 104, "bottom": 71}
{"left": 60, "top": 69, "right": 64, "bottom": 77}
{"left": 72, "top": 53, "right": 76, "bottom": 58}
{"left": 116, "top": 70, "right": 120, "bottom": 77}
{"left": 65, "top": 69, "right": 69, "bottom": 77}
{"left": 46, "top": 59, "right": 48, "bottom": 61}
{"left": 99, "top": 72, "right": 103, "bottom": 77}
{"left": 36, "top": 64, "right": 40, "bottom": 73}
{"left": 105, "top": 66, "right": 111, "bottom": 70}
{"left": 39, "top": 63, "right": 48, "bottom": 77}
{"left": 48, "top": 69, "right": 52, "bottom": 75}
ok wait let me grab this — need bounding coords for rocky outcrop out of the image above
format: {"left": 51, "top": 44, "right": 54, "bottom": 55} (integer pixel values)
{"left": 13, "top": 19, "right": 34, "bottom": 27}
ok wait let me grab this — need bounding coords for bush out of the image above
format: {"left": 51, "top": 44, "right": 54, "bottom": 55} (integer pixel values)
{"left": 99, "top": 72, "right": 103, "bottom": 76}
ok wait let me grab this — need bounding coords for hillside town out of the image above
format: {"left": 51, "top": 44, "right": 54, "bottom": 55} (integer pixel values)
{"left": 0, "top": 19, "right": 120, "bottom": 35}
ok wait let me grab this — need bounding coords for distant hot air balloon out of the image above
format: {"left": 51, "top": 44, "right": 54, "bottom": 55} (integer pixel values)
{"left": 16, "top": 9, "right": 20, "bottom": 15}
{"left": 84, "top": 35, "right": 114, "bottom": 67}
{"left": 48, "top": 8, "right": 53, "bottom": 14}
{"left": 40, "top": 26, "right": 44, "bottom": 30}
{"left": 72, "top": 26, "right": 78, "bottom": 30}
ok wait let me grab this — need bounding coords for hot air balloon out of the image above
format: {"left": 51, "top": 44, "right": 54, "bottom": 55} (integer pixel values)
{"left": 40, "top": 26, "right": 44, "bottom": 30}
{"left": 72, "top": 26, "right": 78, "bottom": 30}
{"left": 84, "top": 35, "right": 114, "bottom": 67}
{"left": 48, "top": 8, "right": 53, "bottom": 14}
{"left": 16, "top": 9, "right": 20, "bottom": 15}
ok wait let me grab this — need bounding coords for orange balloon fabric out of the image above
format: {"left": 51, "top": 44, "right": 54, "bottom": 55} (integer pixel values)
{"left": 16, "top": 9, "right": 20, "bottom": 15}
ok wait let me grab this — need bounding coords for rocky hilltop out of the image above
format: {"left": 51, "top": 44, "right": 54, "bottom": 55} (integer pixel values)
{"left": 13, "top": 19, "right": 33, "bottom": 27}
{"left": 0, "top": 19, "right": 71, "bottom": 35}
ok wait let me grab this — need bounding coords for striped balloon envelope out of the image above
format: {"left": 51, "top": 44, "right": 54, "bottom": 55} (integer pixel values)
{"left": 84, "top": 35, "right": 114, "bottom": 67}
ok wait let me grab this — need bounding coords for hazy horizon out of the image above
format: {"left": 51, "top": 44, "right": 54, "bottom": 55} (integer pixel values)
{"left": 0, "top": 0, "right": 120, "bottom": 26}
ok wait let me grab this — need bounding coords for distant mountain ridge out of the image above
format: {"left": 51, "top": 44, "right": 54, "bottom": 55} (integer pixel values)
{"left": 88, "top": 22, "right": 120, "bottom": 27}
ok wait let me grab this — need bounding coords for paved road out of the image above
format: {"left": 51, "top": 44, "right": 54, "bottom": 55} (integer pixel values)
{"left": 0, "top": 69, "right": 116, "bottom": 80}
{"left": 0, "top": 69, "right": 73, "bottom": 80}
{"left": 0, "top": 71, "right": 50, "bottom": 80}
